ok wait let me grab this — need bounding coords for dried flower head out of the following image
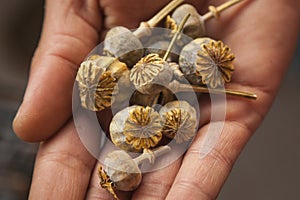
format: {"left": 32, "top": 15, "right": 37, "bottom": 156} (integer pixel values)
{"left": 171, "top": 4, "right": 206, "bottom": 39}
{"left": 130, "top": 53, "right": 173, "bottom": 95}
{"left": 103, "top": 26, "right": 144, "bottom": 67}
{"left": 103, "top": 150, "right": 142, "bottom": 190}
{"left": 110, "top": 106, "right": 143, "bottom": 153}
{"left": 124, "top": 106, "right": 162, "bottom": 150}
{"left": 98, "top": 151, "right": 142, "bottom": 200}
{"left": 197, "top": 40, "right": 235, "bottom": 88}
{"left": 76, "top": 56, "right": 128, "bottom": 111}
{"left": 162, "top": 108, "right": 181, "bottom": 138}
{"left": 98, "top": 146, "right": 171, "bottom": 199}
{"left": 76, "top": 60, "right": 116, "bottom": 111}
{"left": 160, "top": 101, "right": 198, "bottom": 143}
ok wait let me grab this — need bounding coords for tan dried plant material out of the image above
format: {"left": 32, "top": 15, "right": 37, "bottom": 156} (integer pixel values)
{"left": 160, "top": 101, "right": 197, "bottom": 143}
{"left": 98, "top": 146, "right": 171, "bottom": 199}
{"left": 162, "top": 108, "right": 181, "bottom": 138}
{"left": 124, "top": 106, "right": 162, "bottom": 150}
{"left": 76, "top": 60, "right": 116, "bottom": 111}
{"left": 197, "top": 40, "right": 235, "bottom": 88}
{"left": 130, "top": 53, "right": 173, "bottom": 95}
{"left": 76, "top": 56, "right": 129, "bottom": 111}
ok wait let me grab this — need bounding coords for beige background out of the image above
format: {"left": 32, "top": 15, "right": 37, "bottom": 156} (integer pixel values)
{"left": 0, "top": 1, "right": 299, "bottom": 199}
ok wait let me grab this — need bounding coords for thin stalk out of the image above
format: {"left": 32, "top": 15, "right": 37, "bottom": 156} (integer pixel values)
{"left": 133, "top": 145, "right": 171, "bottom": 164}
{"left": 134, "top": 0, "right": 184, "bottom": 38}
{"left": 168, "top": 80, "right": 257, "bottom": 99}
{"left": 190, "top": 85, "right": 256, "bottom": 99}
{"left": 163, "top": 13, "right": 190, "bottom": 61}
{"left": 148, "top": 0, "right": 185, "bottom": 27}
{"left": 202, "top": 0, "right": 243, "bottom": 21}
{"left": 193, "top": 86, "right": 257, "bottom": 99}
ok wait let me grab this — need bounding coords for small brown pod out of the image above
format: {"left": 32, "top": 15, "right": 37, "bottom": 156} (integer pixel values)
{"left": 76, "top": 55, "right": 129, "bottom": 111}
{"left": 110, "top": 105, "right": 142, "bottom": 153}
{"left": 179, "top": 37, "right": 235, "bottom": 88}
{"left": 102, "top": 150, "right": 142, "bottom": 192}
{"left": 103, "top": 26, "right": 144, "bottom": 67}
{"left": 110, "top": 105, "right": 163, "bottom": 152}
{"left": 159, "top": 100, "right": 197, "bottom": 143}
{"left": 130, "top": 53, "right": 174, "bottom": 95}
{"left": 171, "top": 4, "right": 206, "bottom": 39}
{"left": 170, "top": 0, "right": 244, "bottom": 40}
{"left": 99, "top": 145, "right": 171, "bottom": 200}
{"left": 124, "top": 106, "right": 162, "bottom": 151}
{"left": 103, "top": 0, "right": 186, "bottom": 67}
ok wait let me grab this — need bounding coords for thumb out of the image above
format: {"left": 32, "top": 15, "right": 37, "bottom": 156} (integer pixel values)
{"left": 13, "top": 0, "right": 102, "bottom": 142}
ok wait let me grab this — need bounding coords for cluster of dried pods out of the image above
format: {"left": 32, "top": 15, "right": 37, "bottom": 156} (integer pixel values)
{"left": 75, "top": 0, "right": 256, "bottom": 199}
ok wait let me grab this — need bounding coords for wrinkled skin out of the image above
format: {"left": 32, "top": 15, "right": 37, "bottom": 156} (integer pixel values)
{"left": 12, "top": 0, "right": 300, "bottom": 199}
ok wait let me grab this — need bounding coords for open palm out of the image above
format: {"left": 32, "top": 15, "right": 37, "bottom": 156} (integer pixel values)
{"left": 13, "top": 0, "right": 300, "bottom": 199}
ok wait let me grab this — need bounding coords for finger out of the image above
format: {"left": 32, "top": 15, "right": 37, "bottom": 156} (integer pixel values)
{"left": 131, "top": 158, "right": 182, "bottom": 200}
{"left": 13, "top": 0, "right": 102, "bottom": 142}
{"left": 164, "top": 1, "right": 300, "bottom": 199}
{"left": 29, "top": 119, "right": 96, "bottom": 199}
{"left": 164, "top": 87, "right": 266, "bottom": 199}
{"left": 100, "top": 0, "right": 175, "bottom": 29}
{"left": 165, "top": 121, "right": 252, "bottom": 200}
{"left": 100, "top": 0, "right": 205, "bottom": 30}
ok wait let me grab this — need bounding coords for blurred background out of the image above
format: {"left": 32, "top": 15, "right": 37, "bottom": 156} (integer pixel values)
{"left": 0, "top": 1, "right": 299, "bottom": 200}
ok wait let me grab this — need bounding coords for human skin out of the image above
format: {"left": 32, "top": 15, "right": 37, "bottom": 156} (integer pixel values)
{"left": 13, "top": 0, "right": 300, "bottom": 199}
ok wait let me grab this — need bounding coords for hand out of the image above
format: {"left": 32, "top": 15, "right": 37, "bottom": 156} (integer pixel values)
{"left": 15, "top": 0, "right": 300, "bottom": 199}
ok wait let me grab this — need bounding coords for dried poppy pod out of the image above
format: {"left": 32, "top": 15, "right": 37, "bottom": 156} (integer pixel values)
{"left": 160, "top": 100, "right": 198, "bottom": 143}
{"left": 98, "top": 145, "right": 171, "bottom": 200}
{"left": 179, "top": 37, "right": 234, "bottom": 88}
{"left": 170, "top": 0, "right": 243, "bottom": 39}
{"left": 103, "top": 26, "right": 144, "bottom": 67}
{"left": 169, "top": 28, "right": 254, "bottom": 100}
{"left": 76, "top": 55, "right": 129, "bottom": 111}
{"left": 124, "top": 106, "right": 162, "bottom": 151}
{"left": 100, "top": 151, "right": 142, "bottom": 193}
{"left": 130, "top": 53, "right": 173, "bottom": 95}
{"left": 129, "top": 14, "right": 191, "bottom": 105}
{"left": 103, "top": 0, "right": 184, "bottom": 67}
{"left": 110, "top": 105, "right": 162, "bottom": 152}
{"left": 129, "top": 14, "right": 191, "bottom": 95}
{"left": 110, "top": 105, "right": 142, "bottom": 153}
